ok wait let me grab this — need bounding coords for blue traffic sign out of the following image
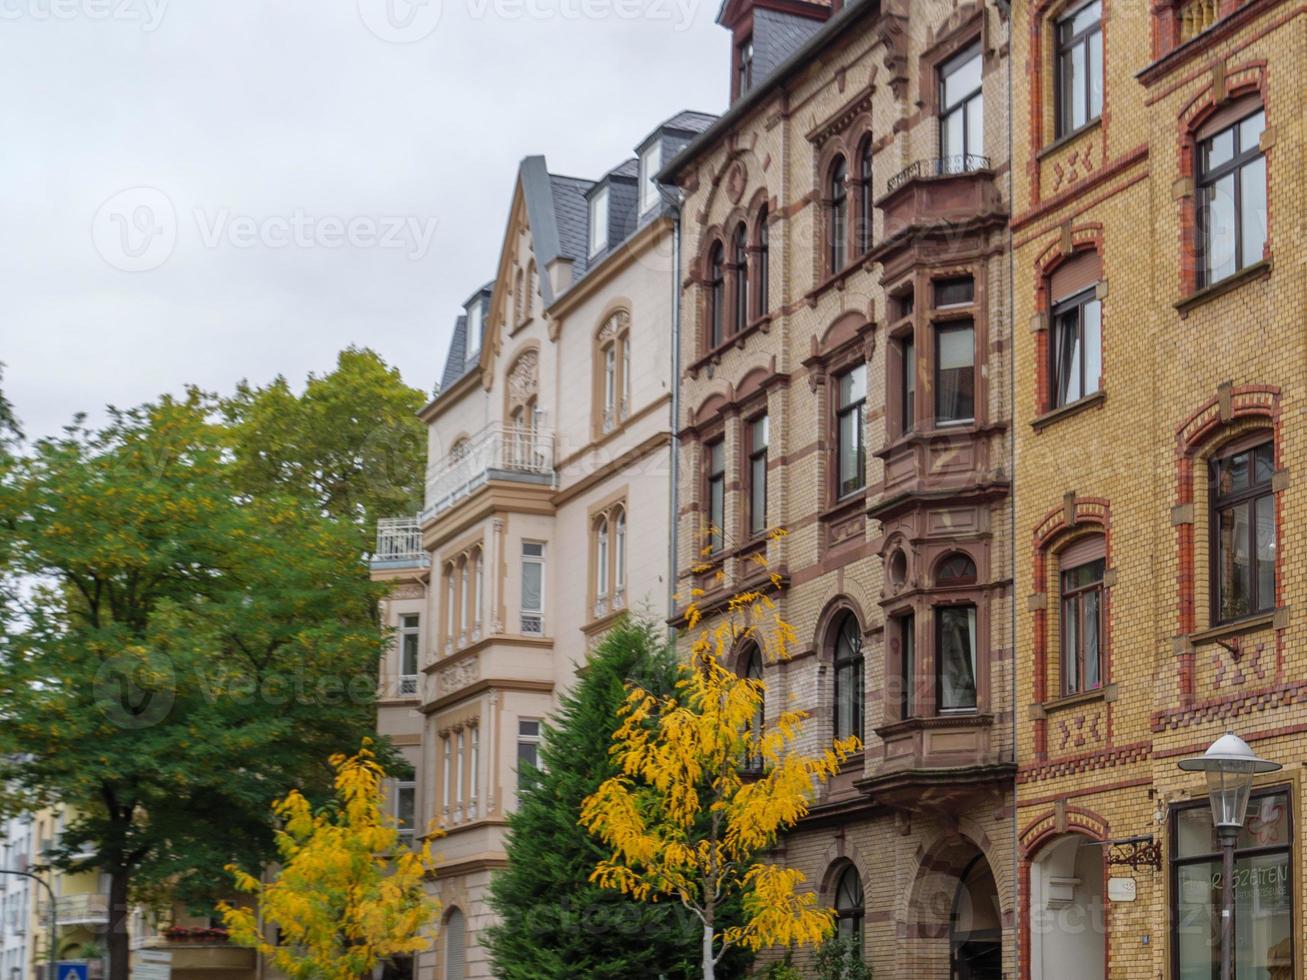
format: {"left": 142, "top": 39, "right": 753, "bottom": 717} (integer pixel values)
{"left": 56, "top": 963, "right": 88, "bottom": 980}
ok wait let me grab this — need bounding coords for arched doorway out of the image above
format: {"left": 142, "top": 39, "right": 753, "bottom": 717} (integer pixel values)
{"left": 1028, "top": 834, "right": 1106, "bottom": 979}
{"left": 950, "top": 854, "right": 1002, "bottom": 979}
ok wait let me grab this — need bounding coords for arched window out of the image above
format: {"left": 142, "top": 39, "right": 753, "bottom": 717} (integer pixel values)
{"left": 596, "top": 516, "right": 609, "bottom": 604}
{"left": 828, "top": 156, "right": 848, "bottom": 273}
{"left": 603, "top": 343, "right": 617, "bottom": 429}
{"left": 755, "top": 207, "right": 769, "bottom": 316}
{"left": 445, "top": 907, "right": 466, "bottom": 980}
{"left": 708, "top": 241, "right": 725, "bottom": 348}
{"left": 740, "top": 645, "right": 764, "bottom": 772}
{"left": 832, "top": 613, "right": 863, "bottom": 741}
{"left": 614, "top": 508, "right": 627, "bottom": 607}
{"left": 595, "top": 310, "right": 631, "bottom": 434}
{"left": 936, "top": 552, "right": 978, "bottom": 586}
{"left": 732, "top": 222, "right": 749, "bottom": 333}
{"left": 834, "top": 865, "right": 865, "bottom": 946}
{"left": 857, "top": 138, "right": 873, "bottom": 255}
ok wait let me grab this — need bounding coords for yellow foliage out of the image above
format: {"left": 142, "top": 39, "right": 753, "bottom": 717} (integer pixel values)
{"left": 220, "top": 742, "right": 441, "bottom": 980}
{"left": 580, "top": 544, "right": 860, "bottom": 971}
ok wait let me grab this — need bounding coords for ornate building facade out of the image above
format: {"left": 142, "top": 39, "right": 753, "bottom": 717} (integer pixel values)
{"left": 370, "top": 110, "right": 715, "bottom": 980}
{"left": 663, "top": 0, "right": 1015, "bottom": 974}
{"left": 1011, "top": 0, "right": 1304, "bottom": 977}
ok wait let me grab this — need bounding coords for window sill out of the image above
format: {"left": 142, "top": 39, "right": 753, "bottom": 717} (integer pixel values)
{"left": 1031, "top": 390, "right": 1106, "bottom": 431}
{"left": 1175, "top": 259, "right": 1271, "bottom": 317}
{"left": 1040, "top": 682, "right": 1117, "bottom": 716}
{"left": 1189, "top": 608, "right": 1283, "bottom": 646}
{"left": 1037, "top": 117, "right": 1102, "bottom": 161}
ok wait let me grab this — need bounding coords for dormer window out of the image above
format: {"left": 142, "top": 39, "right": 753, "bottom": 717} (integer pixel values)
{"left": 736, "top": 38, "right": 754, "bottom": 97}
{"left": 639, "top": 142, "right": 662, "bottom": 214}
{"left": 589, "top": 187, "right": 609, "bottom": 257}
{"left": 465, "top": 299, "right": 482, "bottom": 358}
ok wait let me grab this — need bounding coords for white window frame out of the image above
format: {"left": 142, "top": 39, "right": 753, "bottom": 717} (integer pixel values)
{"left": 521, "top": 541, "right": 546, "bottom": 635}
{"left": 398, "top": 613, "right": 420, "bottom": 696}
{"left": 394, "top": 778, "right": 416, "bottom": 849}
{"left": 639, "top": 141, "right": 662, "bottom": 213}
{"left": 589, "top": 187, "right": 609, "bottom": 257}
{"left": 465, "top": 299, "right": 482, "bottom": 357}
{"left": 517, "top": 718, "right": 543, "bottom": 773}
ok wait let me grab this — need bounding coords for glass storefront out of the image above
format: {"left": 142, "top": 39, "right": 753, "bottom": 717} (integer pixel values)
{"left": 1172, "top": 789, "right": 1294, "bottom": 979}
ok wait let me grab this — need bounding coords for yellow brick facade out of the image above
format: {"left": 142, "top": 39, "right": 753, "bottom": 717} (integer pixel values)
{"left": 1012, "top": 1, "right": 1306, "bottom": 978}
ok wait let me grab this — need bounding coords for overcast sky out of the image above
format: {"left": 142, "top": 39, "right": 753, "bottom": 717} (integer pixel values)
{"left": 0, "top": 0, "right": 725, "bottom": 440}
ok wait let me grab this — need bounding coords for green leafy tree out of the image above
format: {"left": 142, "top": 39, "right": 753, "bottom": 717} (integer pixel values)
{"left": 0, "top": 391, "right": 389, "bottom": 980}
{"left": 486, "top": 618, "right": 752, "bottom": 979}
{"left": 222, "top": 346, "right": 428, "bottom": 536}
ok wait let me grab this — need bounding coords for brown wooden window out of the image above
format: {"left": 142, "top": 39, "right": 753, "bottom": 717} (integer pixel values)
{"left": 1210, "top": 439, "right": 1275, "bottom": 623}
{"left": 732, "top": 222, "right": 749, "bottom": 334}
{"left": 896, "top": 612, "right": 915, "bottom": 720}
{"left": 900, "top": 335, "right": 916, "bottom": 435}
{"left": 707, "top": 242, "right": 725, "bottom": 348}
{"left": 705, "top": 439, "right": 726, "bottom": 554}
{"left": 746, "top": 414, "right": 769, "bottom": 538}
{"left": 832, "top": 614, "right": 864, "bottom": 741}
{"left": 1197, "top": 107, "right": 1267, "bottom": 288}
{"left": 933, "top": 275, "right": 974, "bottom": 308}
{"left": 1055, "top": 0, "right": 1103, "bottom": 138}
{"left": 755, "top": 208, "right": 769, "bottom": 316}
{"left": 835, "top": 363, "right": 867, "bottom": 498}
{"left": 828, "top": 156, "right": 848, "bottom": 274}
{"left": 834, "top": 865, "right": 865, "bottom": 945}
{"left": 1059, "top": 537, "right": 1104, "bottom": 695}
{"left": 936, "top": 605, "right": 978, "bottom": 712}
{"left": 935, "top": 321, "right": 975, "bottom": 425}
{"left": 857, "top": 139, "right": 873, "bottom": 255}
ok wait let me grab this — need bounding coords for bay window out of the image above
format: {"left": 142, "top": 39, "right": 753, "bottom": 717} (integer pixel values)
{"left": 936, "top": 605, "right": 978, "bottom": 712}
{"left": 935, "top": 322, "right": 975, "bottom": 425}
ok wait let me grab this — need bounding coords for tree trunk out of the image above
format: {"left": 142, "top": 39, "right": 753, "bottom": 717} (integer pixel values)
{"left": 701, "top": 923, "right": 714, "bottom": 980}
{"left": 107, "top": 869, "right": 131, "bottom": 980}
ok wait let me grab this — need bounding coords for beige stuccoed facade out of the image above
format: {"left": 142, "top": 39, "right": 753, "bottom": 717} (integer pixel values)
{"left": 663, "top": 0, "right": 1014, "bottom": 974}
{"left": 370, "top": 110, "right": 712, "bottom": 980}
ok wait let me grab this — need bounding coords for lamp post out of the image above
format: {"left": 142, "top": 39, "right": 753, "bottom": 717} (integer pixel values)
{"left": 0, "top": 869, "right": 57, "bottom": 980}
{"left": 1177, "top": 732, "right": 1282, "bottom": 980}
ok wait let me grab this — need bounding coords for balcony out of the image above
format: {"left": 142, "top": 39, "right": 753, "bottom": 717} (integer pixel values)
{"left": 860, "top": 714, "right": 1012, "bottom": 814}
{"left": 379, "top": 673, "right": 420, "bottom": 700}
{"left": 37, "top": 893, "right": 110, "bottom": 926}
{"left": 371, "top": 517, "right": 429, "bottom": 570}
{"left": 423, "top": 423, "right": 556, "bottom": 522}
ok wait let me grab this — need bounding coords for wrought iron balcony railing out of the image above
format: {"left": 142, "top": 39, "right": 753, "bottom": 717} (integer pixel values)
{"left": 371, "top": 517, "right": 428, "bottom": 568}
{"left": 886, "top": 155, "right": 992, "bottom": 194}
{"left": 424, "top": 423, "right": 556, "bottom": 519}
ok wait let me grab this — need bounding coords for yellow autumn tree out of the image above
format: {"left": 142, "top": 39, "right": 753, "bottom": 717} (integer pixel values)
{"left": 221, "top": 741, "right": 440, "bottom": 980}
{"left": 581, "top": 542, "right": 861, "bottom": 980}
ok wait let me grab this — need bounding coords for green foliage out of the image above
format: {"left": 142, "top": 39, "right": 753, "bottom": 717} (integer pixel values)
{"left": 0, "top": 388, "right": 391, "bottom": 978}
{"left": 812, "top": 936, "right": 871, "bottom": 980}
{"left": 222, "top": 346, "right": 427, "bottom": 536}
{"left": 486, "top": 618, "right": 751, "bottom": 980}
{"left": 761, "top": 952, "right": 802, "bottom": 980}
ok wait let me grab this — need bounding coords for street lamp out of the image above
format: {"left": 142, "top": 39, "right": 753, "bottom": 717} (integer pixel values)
{"left": 1177, "top": 732, "right": 1282, "bottom": 980}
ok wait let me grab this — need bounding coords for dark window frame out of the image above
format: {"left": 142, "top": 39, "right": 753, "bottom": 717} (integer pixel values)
{"left": 736, "top": 37, "right": 754, "bottom": 98}
{"left": 746, "top": 412, "right": 769, "bottom": 538}
{"left": 1049, "top": 286, "right": 1102, "bottom": 409}
{"left": 834, "top": 864, "right": 865, "bottom": 947}
{"left": 935, "top": 602, "right": 978, "bottom": 714}
{"left": 900, "top": 334, "right": 916, "bottom": 436}
{"left": 857, "top": 138, "right": 873, "bottom": 256}
{"left": 707, "top": 241, "right": 725, "bottom": 349}
{"left": 835, "top": 362, "right": 868, "bottom": 499}
{"left": 896, "top": 612, "right": 916, "bottom": 721}
{"left": 1169, "top": 786, "right": 1294, "bottom": 980}
{"left": 832, "top": 613, "right": 864, "bottom": 742}
{"left": 1196, "top": 108, "right": 1268, "bottom": 289}
{"left": 1054, "top": 0, "right": 1103, "bottom": 139}
{"left": 828, "top": 156, "right": 849, "bottom": 275}
{"left": 1060, "top": 555, "right": 1105, "bottom": 696}
{"left": 740, "top": 645, "right": 765, "bottom": 773}
{"left": 754, "top": 208, "right": 770, "bottom": 317}
{"left": 1209, "top": 439, "right": 1276, "bottom": 625}
{"left": 939, "top": 43, "right": 984, "bottom": 166}
{"left": 705, "top": 438, "right": 727, "bottom": 555}
{"left": 934, "top": 320, "right": 976, "bottom": 426}
{"left": 732, "top": 222, "right": 749, "bottom": 335}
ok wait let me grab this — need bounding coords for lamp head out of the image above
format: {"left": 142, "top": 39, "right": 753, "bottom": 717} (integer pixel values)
{"left": 1177, "top": 732, "right": 1281, "bottom": 831}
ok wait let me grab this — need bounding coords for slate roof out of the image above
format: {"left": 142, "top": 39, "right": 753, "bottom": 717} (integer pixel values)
{"left": 438, "top": 313, "right": 468, "bottom": 392}
{"left": 548, "top": 173, "right": 596, "bottom": 286}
